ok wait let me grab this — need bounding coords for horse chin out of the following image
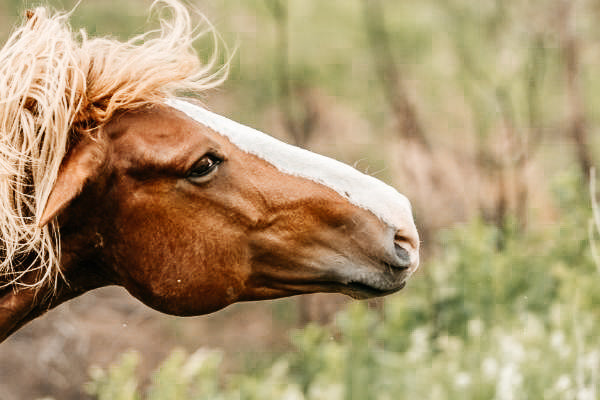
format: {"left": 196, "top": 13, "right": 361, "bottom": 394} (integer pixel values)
{"left": 325, "top": 261, "right": 411, "bottom": 299}
{"left": 317, "top": 280, "right": 406, "bottom": 300}
{"left": 341, "top": 281, "right": 406, "bottom": 299}
{"left": 262, "top": 273, "right": 408, "bottom": 300}
{"left": 281, "top": 280, "right": 406, "bottom": 300}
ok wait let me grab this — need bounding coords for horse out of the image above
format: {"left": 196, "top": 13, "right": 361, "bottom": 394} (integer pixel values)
{"left": 0, "top": 0, "right": 419, "bottom": 342}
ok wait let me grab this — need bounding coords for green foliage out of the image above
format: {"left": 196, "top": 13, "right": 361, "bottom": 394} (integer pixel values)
{"left": 86, "top": 349, "right": 225, "bottom": 400}
{"left": 147, "top": 349, "right": 223, "bottom": 400}
{"left": 85, "top": 351, "right": 141, "bottom": 400}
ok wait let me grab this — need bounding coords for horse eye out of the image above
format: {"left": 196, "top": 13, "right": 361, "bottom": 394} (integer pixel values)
{"left": 187, "top": 154, "right": 222, "bottom": 181}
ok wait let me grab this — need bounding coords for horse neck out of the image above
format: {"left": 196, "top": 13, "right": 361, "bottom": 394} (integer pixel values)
{"left": 0, "top": 241, "right": 111, "bottom": 342}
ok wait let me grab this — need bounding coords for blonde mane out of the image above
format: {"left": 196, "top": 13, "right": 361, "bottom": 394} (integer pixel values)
{"left": 0, "top": 0, "right": 228, "bottom": 290}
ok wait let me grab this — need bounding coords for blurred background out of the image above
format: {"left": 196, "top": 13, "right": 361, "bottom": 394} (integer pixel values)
{"left": 1, "top": 0, "right": 600, "bottom": 398}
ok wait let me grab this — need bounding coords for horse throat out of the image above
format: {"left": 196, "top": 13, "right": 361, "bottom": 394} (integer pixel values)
{"left": 0, "top": 285, "right": 39, "bottom": 342}
{"left": 0, "top": 250, "right": 111, "bottom": 342}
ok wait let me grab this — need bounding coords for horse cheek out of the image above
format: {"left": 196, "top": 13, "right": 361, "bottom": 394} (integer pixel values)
{"left": 107, "top": 197, "right": 249, "bottom": 316}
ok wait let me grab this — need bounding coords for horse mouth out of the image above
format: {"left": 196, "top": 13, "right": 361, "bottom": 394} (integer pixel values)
{"left": 255, "top": 259, "right": 413, "bottom": 300}
{"left": 268, "top": 277, "right": 407, "bottom": 300}
{"left": 341, "top": 280, "right": 406, "bottom": 299}
{"left": 331, "top": 261, "right": 411, "bottom": 299}
{"left": 306, "top": 274, "right": 408, "bottom": 299}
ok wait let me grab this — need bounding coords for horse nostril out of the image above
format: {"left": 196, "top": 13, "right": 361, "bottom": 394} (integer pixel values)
{"left": 394, "top": 244, "right": 412, "bottom": 268}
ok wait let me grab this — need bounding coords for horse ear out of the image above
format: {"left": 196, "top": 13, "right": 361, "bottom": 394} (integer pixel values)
{"left": 38, "top": 133, "right": 109, "bottom": 227}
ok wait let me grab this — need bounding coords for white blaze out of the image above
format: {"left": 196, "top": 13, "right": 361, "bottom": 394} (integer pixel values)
{"left": 167, "top": 99, "right": 416, "bottom": 237}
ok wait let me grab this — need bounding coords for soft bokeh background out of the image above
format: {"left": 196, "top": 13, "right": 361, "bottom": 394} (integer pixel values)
{"left": 1, "top": 0, "right": 600, "bottom": 399}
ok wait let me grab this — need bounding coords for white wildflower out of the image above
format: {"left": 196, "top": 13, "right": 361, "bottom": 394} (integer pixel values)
{"left": 407, "top": 327, "right": 430, "bottom": 361}
{"left": 455, "top": 371, "right": 472, "bottom": 388}
{"left": 576, "top": 387, "right": 595, "bottom": 400}
{"left": 468, "top": 318, "right": 484, "bottom": 337}
{"left": 308, "top": 382, "right": 344, "bottom": 400}
{"left": 554, "top": 375, "right": 571, "bottom": 392}
{"left": 550, "top": 331, "right": 565, "bottom": 348}
{"left": 499, "top": 335, "right": 525, "bottom": 364}
{"left": 583, "top": 350, "right": 599, "bottom": 370}
{"left": 181, "top": 348, "right": 222, "bottom": 379}
{"left": 521, "top": 313, "right": 544, "bottom": 339}
{"left": 437, "top": 335, "right": 462, "bottom": 354}
{"left": 482, "top": 357, "right": 498, "bottom": 379}
{"left": 550, "top": 330, "right": 571, "bottom": 359}
{"left": 281, "top": 385, "right": 305, "bottom": 400}
{"left": 495, "top": 363, "right": 523, "bottom": 400}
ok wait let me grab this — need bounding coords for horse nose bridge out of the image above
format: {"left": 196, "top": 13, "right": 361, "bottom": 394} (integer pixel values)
{"left": 346, "top": 176, "right": 419, "bottom": 250}
{"left": 343, "top": 175, "right": 420, "bottom": 271}
{"left": 168, "top": 97, "right": 419, "bottom": 256}
{"left": 333, "top": 182, "right": 419, "bottom": 267}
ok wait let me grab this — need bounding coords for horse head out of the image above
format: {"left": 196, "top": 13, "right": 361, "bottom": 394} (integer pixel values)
{"left": 40, "top": 100, "right": 419, "bottom": 317}
{"left": 0, "top": 0, "right": 419, "bottom": 341}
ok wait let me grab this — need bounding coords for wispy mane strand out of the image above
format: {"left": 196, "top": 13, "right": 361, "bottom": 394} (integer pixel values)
{"left": 0, "top": 0, "right": 228, "bottom": 290}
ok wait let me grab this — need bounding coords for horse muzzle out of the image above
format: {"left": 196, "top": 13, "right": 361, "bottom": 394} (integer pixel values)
{"left": 328, "top": 225, "right": 419, "bottom": 299}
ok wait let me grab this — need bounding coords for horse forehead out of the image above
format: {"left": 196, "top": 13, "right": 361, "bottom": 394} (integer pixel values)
{"left": 106, "top": 106, "right": 227, "bottom": 166}
{"left": 167, "top": 99, "right": 415, "bottom": 233}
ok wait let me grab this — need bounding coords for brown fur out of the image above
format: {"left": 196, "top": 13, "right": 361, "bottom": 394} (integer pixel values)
{"left": 0, "top": 105, "right": 417, "bottom": 341}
